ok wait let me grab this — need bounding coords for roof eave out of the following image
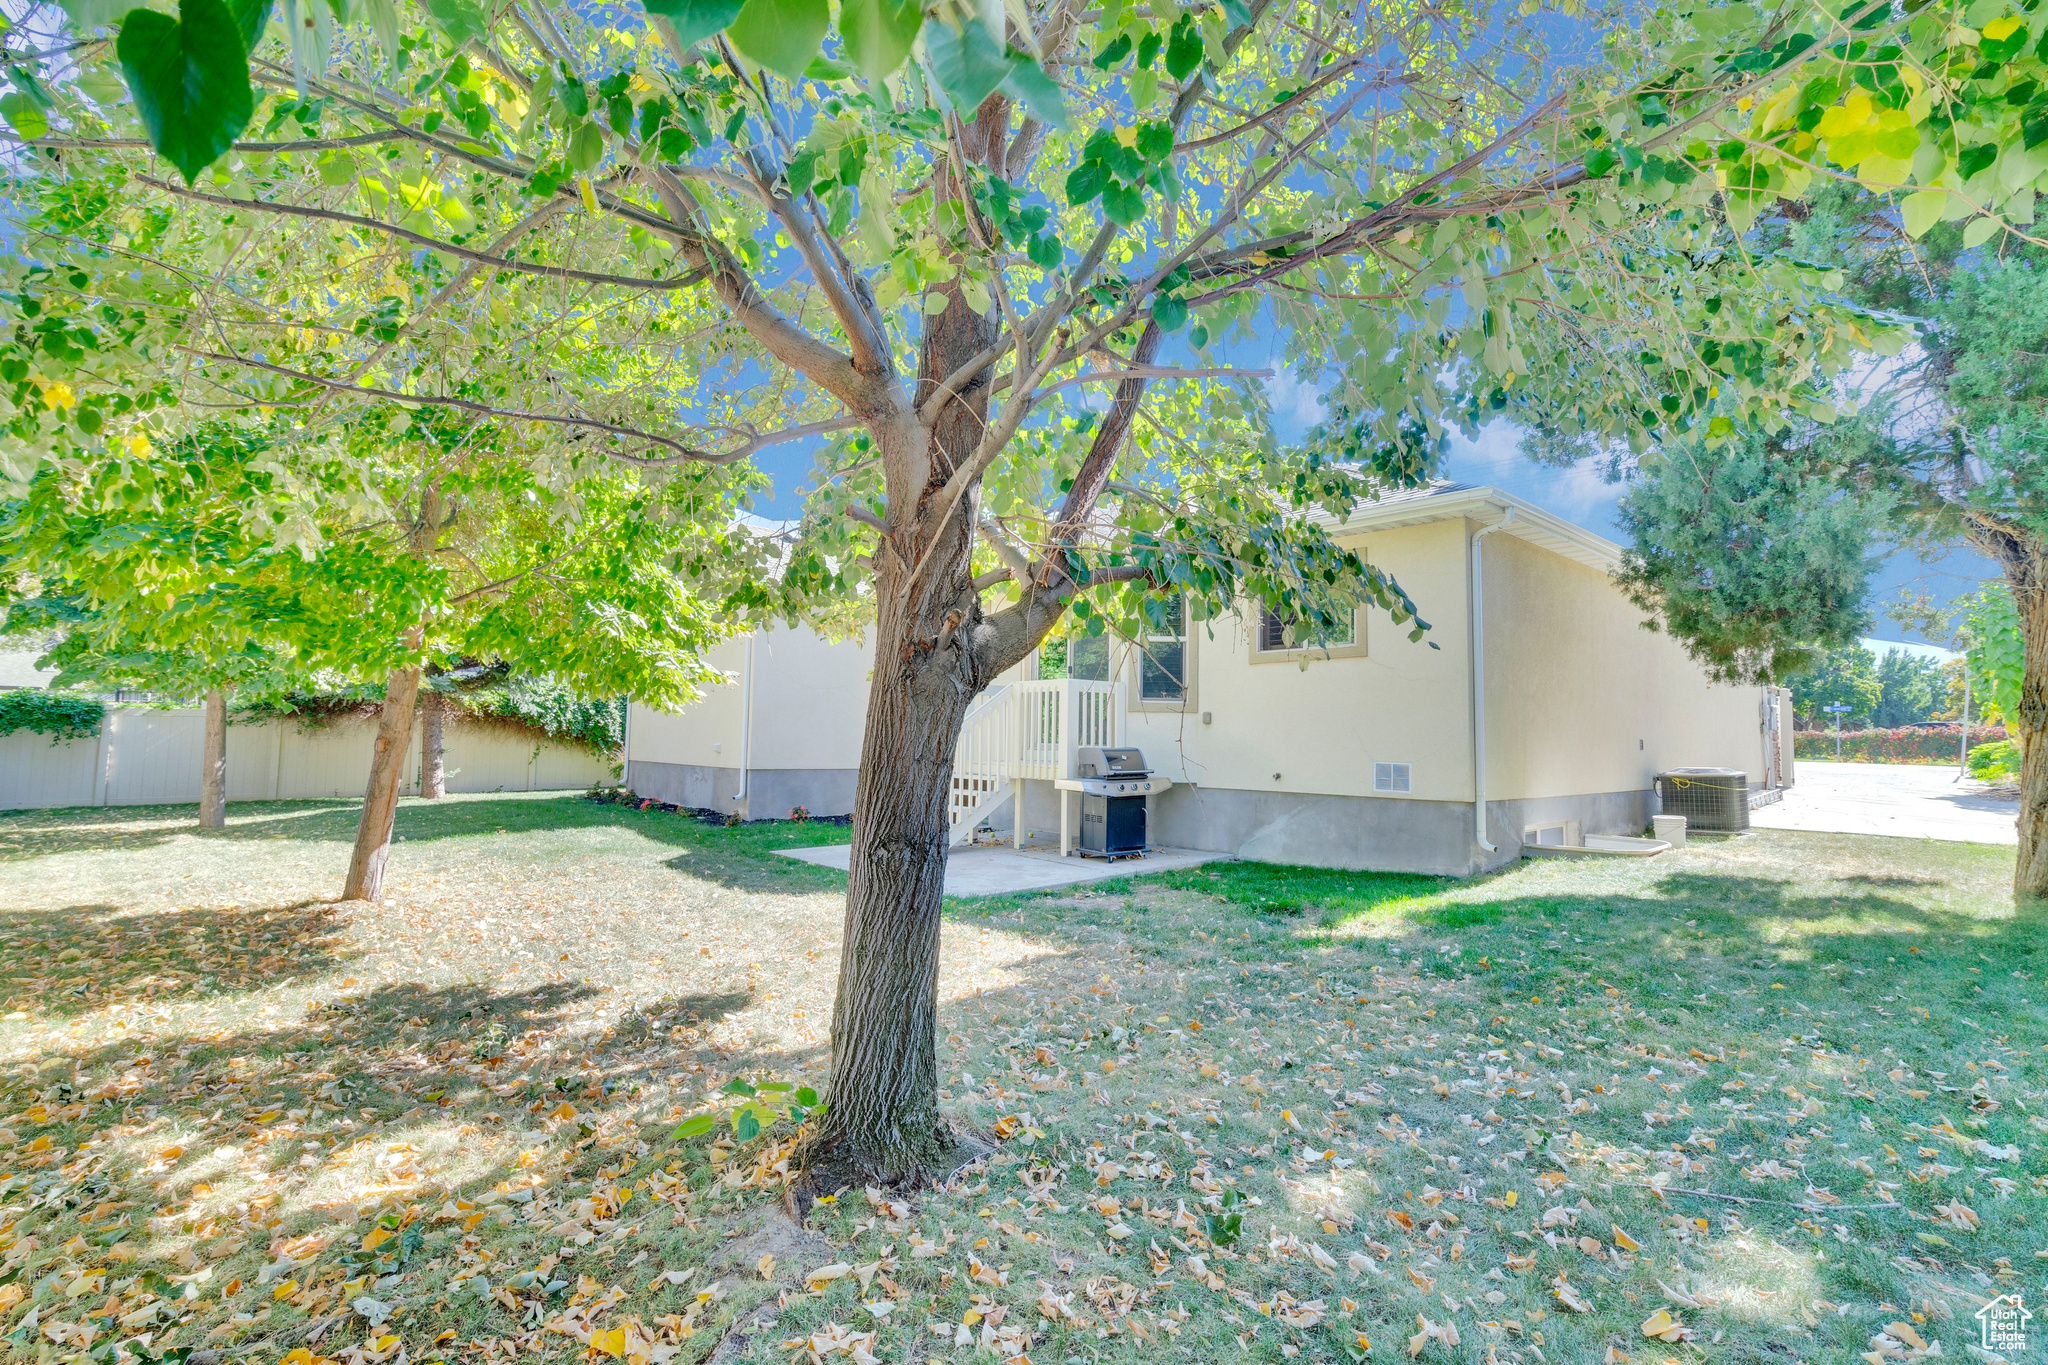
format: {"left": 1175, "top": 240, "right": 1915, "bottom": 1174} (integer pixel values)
{"left": 1311, "top": 485, "right": 1623, "bottom": 573}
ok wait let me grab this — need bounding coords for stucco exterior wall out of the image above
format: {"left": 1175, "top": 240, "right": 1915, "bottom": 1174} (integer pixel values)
{"left": 1480, "top": 532, "right": 1769, "bottom": 802}
{"left": 625, "top": 623, "right": 873, "bottom": 816}
{"left": 1112, "top": 517, "right": 1477, "bottom": 803}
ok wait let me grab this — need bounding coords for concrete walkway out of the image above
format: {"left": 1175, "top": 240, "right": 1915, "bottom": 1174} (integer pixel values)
{"left": 775, "top": 842, "right": 1228, "bottom": 895}
{"left": 1751, "top": 761, "right": 2018, "bottom": 845}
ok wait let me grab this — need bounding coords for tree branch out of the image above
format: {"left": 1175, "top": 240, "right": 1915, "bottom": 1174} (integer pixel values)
{"left": 7, "top": 130, "right": 409, "bottom": 152}
{"left": 178, "top": 346, "right": 832, "bottom": 463}
{"left": 138, "top": 177, "right": 711, "bottom": 292}
{"left": 1046, "top": 320, "right": 1162, "bottom": 565}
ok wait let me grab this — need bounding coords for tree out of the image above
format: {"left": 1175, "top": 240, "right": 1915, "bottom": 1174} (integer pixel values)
{"left": 6, "top": 0, "right": 1917, "bottom": 1178}
{"left": 0, "top": 426, "right": 373, "bottom": 828}
{"left": 1873, "top": 648, "right": 1940, "bottom": 728}
{"left": 0, "top": 412, "right": 744, "bottom": 890}
{"left": 1612, "top": 431, "right": 1885, "bottom": 684}
{"left": 1964, "top": 584, "right": 2025, "bottom": 733}
{"left": 1792, "top": 643, "right": 1881, "bottom": 729}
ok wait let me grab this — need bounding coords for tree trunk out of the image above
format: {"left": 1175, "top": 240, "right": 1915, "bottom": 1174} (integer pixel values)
{"left": 822, "top": 590, "right": 980, "bottom": 1179}
{"left": 810, "top": 105, "right": 1146, "bottom": 1183}
{"left": 199, "top": 688, "right": 228, "bottom": 829}
{"left": 816, "top": 124, "right": 1013, "bottom": 1181}
{"left": 343, "top": 655, "right": 423, "bottom": 902}
{"left": 343, "top": 489, "right": 443, "bottom": 903}
{"left": 2009, "top": 545, "right": 2048, "bottom": 898}
{"left": 420, "top": 690, "right": 446, "bottom": 799}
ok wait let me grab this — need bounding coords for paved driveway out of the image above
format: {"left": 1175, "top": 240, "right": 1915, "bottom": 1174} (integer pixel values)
{"left": 1752, "top": 761, "right": 2019, "bottom": 844}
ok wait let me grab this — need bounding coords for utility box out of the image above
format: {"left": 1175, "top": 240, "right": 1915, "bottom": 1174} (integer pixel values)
{"left": 1656, "top": 769, "right": 1749, "bottom": 832}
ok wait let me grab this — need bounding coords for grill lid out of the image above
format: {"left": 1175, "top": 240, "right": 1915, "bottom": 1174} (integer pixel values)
{"left": 1078, "top": 746, "right": 1150, "bottom": 778}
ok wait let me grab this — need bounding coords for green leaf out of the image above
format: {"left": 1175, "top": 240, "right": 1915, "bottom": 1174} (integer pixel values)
{"left": 1064, "top": 157, "right": 1107, "bottom": 204}
{"left": 1090, "top": 31, "right": 1130, "bottom": 67}
{"left": 566, "top": 119, "right": 604, "bottom": 171}
{"left": 669, "top": 1114, "right": 715, "bottom": 1140}
{"left": 734, "top": 1110, "right": 761, "bottom": 1142}
{"left": 1101, "top": 179, "right": 1145, "bottom": 224}
{"left": 925, "top": 15, "right": 1011, "bottom": 112}
{"left": 642, "top": 0, "right": 746, "bottom": 51}
{"left": 1900, "top": 188, "right": 1946, "bottom": 238}
{"left": 720, "top": 1076, "right": 758, "bottom": 1096}
{"left": 793, "top": 1086, "right": 819, "bottom": 1107}
{"left": 419, "top": 0, "right": 487, "bottom": 46}
{"left": 117, "top": 0, "right": 255, "bottom": 184}
{"left": 361, "top": 0, "right": 399, "bottom": 75}
{"left": 1583, "top": 145, "right": 1617, "bottom": 177}
{"left": 725, "top": 0, "right": 828, "bottom": 79}
{"left": 837, "top": 0, "right": 921, "bottom": 81}
{"left": 59, "top": 0, "right": 132, "bottom": 29}
{"left": 1000, "top": 56, "right": 1067, "bottom": 129}
{"left": 804, "top": 54, "right": 855, "bottom": 80}
{"left": 1150, "top": 292, "right": 1187, "bottom": 330}
{"left": 1957, "top": 142, "right": 1997, "bottom": 180}
{"left": 755, "top": 1080, "right": 793, "bottom": 1092}
{"left": 1163, "top": 14, "right": 1201, "bottom": 80}
{"left": 1218, "top": 0, "right": 1250, "bottom": 27}
{"left": 0, "top": 92, "right": 49, "bottom": 140}
{"left": 1962, "top": 214, "right": 2001, "bottom": 248}
{"left": 228, "top": 0, "right": 271, "bottom": 50}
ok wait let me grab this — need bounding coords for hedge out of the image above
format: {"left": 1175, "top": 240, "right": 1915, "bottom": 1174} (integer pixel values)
{"left": 0, "top": 690, "right": 106, "bottom": 744}
{"left": 1793, "top": 725, "right": 2006, "bottom": 764}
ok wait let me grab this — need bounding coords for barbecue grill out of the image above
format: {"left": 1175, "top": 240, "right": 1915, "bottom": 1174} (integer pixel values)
{"left": 1071, "top": 746, "right": 1163, "bottom": 857}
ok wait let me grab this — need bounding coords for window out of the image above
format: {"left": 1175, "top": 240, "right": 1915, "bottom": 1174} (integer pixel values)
{"left": 1070, "top": 634, "right": 1110, "bottom": 682}
{"left": 1139, "top": 597, "right": 1186, "bottom": 703}
{"left": 1373, "top": 762, "right": 1411, "bottom": 794}
{"left": 1258, "top": 605, "right": 1355, "bottom": 653}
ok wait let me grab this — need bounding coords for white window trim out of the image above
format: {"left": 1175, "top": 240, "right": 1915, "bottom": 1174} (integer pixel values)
{"left": 1248, "top": 602, "right": 1368, "bottom": 664}
{"left": 1127, "top": 600, "right": 1195, "bottom": 713}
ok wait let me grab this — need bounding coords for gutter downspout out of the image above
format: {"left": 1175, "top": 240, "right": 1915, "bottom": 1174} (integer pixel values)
{"left": 1470, "top": 506, "right": 1516, "bottom": 853}
{"left": 620, "top": 697, "right": 633, "bottom": 793}
{"left": 732, "top": 633, "right": 755, "bottom": 813}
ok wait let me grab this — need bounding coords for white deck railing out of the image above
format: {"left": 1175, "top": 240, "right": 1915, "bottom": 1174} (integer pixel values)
{"left": 948, "top": 679, "right": 1124, "bottom": 842}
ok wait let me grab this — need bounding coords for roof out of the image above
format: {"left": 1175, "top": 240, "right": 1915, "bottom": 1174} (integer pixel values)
{"left": 1311, "top": 481, "right": 1624, "bottom": 572}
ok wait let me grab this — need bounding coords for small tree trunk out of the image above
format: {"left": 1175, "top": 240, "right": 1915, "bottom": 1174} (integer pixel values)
{"left": 2010, "top": 547, "right": 2048, "bottom": 898}
{"left": 344, "top": 656, "right": 423, "bottom": 902}
{"left": 199, "top": 688, "right": 228, "bottom": 829}
{"left": 420, "top": 691, "right": 446, "bottom": 799}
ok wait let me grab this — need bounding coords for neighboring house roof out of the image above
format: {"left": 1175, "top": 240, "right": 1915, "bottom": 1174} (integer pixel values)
{"left": 0, "top": 648, "right": 57, "bottom": 690}
{"left": 1313, "top": 481, "right": 1625, "bottom": 573}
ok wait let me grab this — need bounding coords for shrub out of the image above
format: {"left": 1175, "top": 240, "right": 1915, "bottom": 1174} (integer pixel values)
{"left": 1793, "top": 724, "right": 2006, "bottom": 764}
{"left": 1968, "top": 740, "right": 2021, "bottom": 782}
{"left": 0, "top": 690, "right": 105, "bottom": 744}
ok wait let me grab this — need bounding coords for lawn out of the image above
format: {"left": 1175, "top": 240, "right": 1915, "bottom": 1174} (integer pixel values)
{"left": 0, "top": 795, "right": 2040, "bottom": 1365}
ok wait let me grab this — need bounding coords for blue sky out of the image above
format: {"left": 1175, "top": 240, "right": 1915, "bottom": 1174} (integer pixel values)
{"left": 1266, "top": 370, "right": 2001, "bottom": 651}
{"left": 744, "top": 351, "right": 2001, "bottom": 651}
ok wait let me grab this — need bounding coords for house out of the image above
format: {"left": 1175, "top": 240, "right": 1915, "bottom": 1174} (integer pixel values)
{"left": 624, "top": 484, "right": 1794, "bottom": 875}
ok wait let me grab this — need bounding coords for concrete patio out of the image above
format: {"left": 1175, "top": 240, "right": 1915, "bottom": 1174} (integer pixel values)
{"left": 1751, "top": 761, "right": 2019, "bottom": 845}
{"left": 774, "top": 842, "right": 1228, "bottom": 895}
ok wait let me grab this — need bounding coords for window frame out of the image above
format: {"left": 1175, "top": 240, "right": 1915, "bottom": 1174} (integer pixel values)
{"left": 1248, "top": 601, "right": 1368, "bottom": 664}
{"left": 1130, "top": 596, "right": 1195, "bottom": 712}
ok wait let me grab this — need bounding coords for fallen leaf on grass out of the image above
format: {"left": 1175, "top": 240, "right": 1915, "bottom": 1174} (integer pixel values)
{"left": 1551, "top": 1276, "right": 1591, "bottom": 1313}
{"left": 1406, "top": 1313, "right": 1458, "bottom": 1356}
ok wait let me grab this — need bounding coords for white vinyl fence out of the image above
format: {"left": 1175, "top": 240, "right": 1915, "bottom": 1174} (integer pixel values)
{"left": 0, "top": 707, "right": 615, "bottom": 811}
